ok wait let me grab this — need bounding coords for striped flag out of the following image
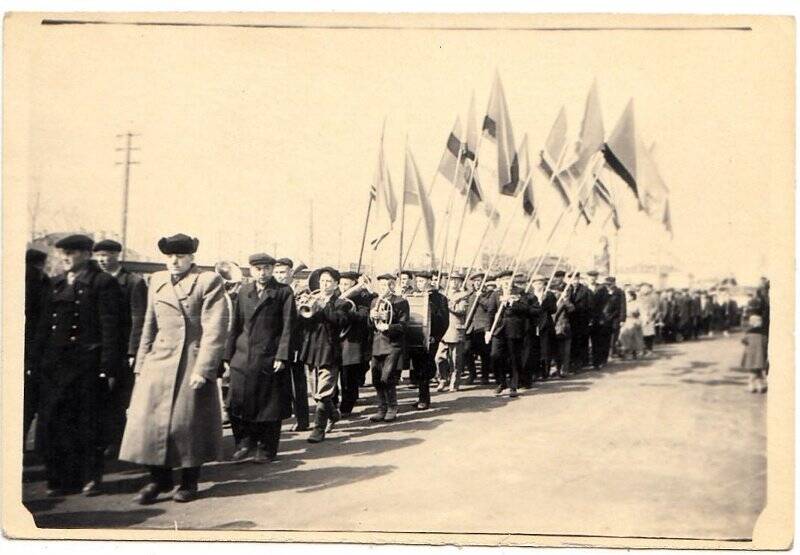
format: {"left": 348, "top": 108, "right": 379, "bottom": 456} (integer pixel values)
{"left": 369, "top": 122, "right": 397, "bottom": 250}
{"left": 603, "top": 98, "right": 643, "bottom": 207}
{"left": 482, "top": 73, "right": 520, "bottom": 196}
{"left": 437, "top": 116, "right": 466, "bottom": 191}
{"left": 571, "top": 79, "right": 605, "bottom": 176}
{"left": 404, "top": 146, "right": 437, "bottom": 261}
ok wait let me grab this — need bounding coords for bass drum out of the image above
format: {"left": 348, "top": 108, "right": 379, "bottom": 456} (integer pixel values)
{"left": 405, "top": 293, "right": 431, "bottom": 349}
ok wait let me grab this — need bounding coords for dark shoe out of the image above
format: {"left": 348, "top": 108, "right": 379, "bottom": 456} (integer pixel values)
{"left": 384, "top": 407, "right": 398, "bottom": 422}
{"left": 509, "top": 389, "right": 519, "bottom": 398}
{"left": 133, "top": 482, "right": 172, "bottom": 505}
{"left": 326, "top": 408, "right": 341, "bottom": 433}
{"left": 231, "top": 445, "right": 252, "bottom": 462}
{"left": 414, "top": 402, "right": 429, "bottom": 410}
{"left": 465, "top": 377, "right": 475, "bottom": 385}
{"left": 494, "top": 384, "right": 505, "bottom": 394}
{"left": 82, "top": 479, "right": 102, "bottom": 497}
{"left": 173, "top": 487, "right": 197, "bottom": 503}
{"left": 307, "top": 427, "right": 325, "bottom": 443}
{"left": 291, "top": 423, "right": 310, "bottom": 432}
{"left": 369, "top": 409, "right": 387, "bottom": 422}
{"left": 252, "top": 446, "right": 274, "bottom": 464}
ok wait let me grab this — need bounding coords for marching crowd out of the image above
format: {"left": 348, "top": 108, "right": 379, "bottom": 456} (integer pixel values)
{"left": 24, "top": 233, "right": 771, "bottom": 505}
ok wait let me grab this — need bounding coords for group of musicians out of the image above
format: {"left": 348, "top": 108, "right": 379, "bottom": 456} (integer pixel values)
{"left": 24, "top": 232, "right": 708, "bottom": 504}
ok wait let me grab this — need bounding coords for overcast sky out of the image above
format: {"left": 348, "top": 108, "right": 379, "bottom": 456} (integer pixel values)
{"left": 24, "top": 14, "right": 789, "bottom": 283}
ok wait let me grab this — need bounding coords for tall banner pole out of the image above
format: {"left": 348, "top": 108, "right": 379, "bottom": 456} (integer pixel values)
{"left": 463, "top": 202, "right": 499, "bottom": 284}
{"left": 356, "top": 194, "right": 374, "bottom": 273}
{"left": 402, "top": 171, "right": 440, "bottom": 269}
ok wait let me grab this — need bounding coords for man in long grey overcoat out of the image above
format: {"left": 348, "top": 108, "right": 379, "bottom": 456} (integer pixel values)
{"left": 119, "top": 233, "right": 229, "bottom": 504}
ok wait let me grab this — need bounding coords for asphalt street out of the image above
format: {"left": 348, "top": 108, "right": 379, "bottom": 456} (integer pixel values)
{"left": 22, "top": 333, "right": 766, "bottom": 540}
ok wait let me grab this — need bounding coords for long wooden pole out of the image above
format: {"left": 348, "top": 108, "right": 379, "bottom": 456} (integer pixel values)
{"left": 356, "top": 194, "right": 374, "bottom": 273}
{"left": 462, "top": 203, "right": 498, "bottom": 284}
{"left": 402, "top": 170, "right": 440, "bottom": 269}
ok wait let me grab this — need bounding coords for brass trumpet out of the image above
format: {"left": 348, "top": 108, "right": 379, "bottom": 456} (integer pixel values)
{"left": 297, "top": 288, "right": 324, "bottom": 318}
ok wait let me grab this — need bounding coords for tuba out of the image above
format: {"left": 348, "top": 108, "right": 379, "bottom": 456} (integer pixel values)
{"left": 370, "top": 291, "right": 394, "bottom": 328}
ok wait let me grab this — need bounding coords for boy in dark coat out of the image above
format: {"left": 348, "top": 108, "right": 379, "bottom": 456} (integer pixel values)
{"left": 338, "top": 271, "right": 375, "bottom": 416}
{"left": 225, "top": 253, "right": 295, "bottom": 463}
{"left": 368, "top": 274, "right": 410, "bottom": 422}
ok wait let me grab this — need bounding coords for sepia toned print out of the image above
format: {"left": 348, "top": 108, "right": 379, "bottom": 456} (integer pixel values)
{"left": 2, "top": 12, "right": 794, "bottom": 549}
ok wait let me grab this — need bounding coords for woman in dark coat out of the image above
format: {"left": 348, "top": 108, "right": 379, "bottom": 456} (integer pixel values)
{"left": 224, "top": 253, "right": 295, "bottom": 463}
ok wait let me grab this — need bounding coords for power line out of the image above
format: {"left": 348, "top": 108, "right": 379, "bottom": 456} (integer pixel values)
{"left": 115, "top": 132, "right": 140, "bottom": 259}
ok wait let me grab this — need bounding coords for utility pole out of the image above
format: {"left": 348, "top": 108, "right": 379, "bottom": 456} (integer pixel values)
{"left": 115, "top": 132, "right": 140, "bottom": 260}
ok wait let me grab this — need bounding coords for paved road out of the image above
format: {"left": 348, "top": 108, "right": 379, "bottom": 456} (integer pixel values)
{"left": 23, "top": 333, "right": 766, "bottom": 540}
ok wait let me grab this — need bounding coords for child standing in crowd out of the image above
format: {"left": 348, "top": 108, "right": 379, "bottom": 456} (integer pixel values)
{"left": 741, "top": 314, "right": 768, "bottom": 393}
{"left": 619, "top": 290, "right": 645, "bottom": 359}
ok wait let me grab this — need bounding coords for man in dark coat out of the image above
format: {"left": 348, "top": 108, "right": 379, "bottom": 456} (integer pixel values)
{"left": 527, "top": 274, "right": 557, "bottom": 382}
{"left": 675, "top": 289, "right": 693, "bottom": 341}
{"left": 567, "top": 271, "right": 593, "bottom": 371}
{"left": 463, "top": 273, "right": 492, "bottom": 385}
{"left": 605, "top": 276, "right": 626, "bottom": 357}
{"left": 585, "top": 271, "right": 611, "bottom": 369}
{"left": 274, "top": 258, "right": 310, "bottom": 431}
{"left": 407, "top": 271, "right": 449, "bottom": 410}
{"left": 24, "top": 248, "right": 51, "bottom": 448}
{"left": 486, "top": 271, "right": 539, "bottom": 397}
{"left": 368, "top": 274, "right": 410, "bottom": 422}
{"left": 299, "top": 267, "right": 351, "bottom": 443}
{"left": 92, "top": 239, "right": 148, "bottom": 456}
{"left": 224, "top": 253, "right": 295, "bottom": 463}
{"left": 31, "top": 235, "right": 122, "bottom": 497}
{"left": 337, "top": 271, "right": 375, "bottom": 416}
{"left": 550, "top": 271, "right": 576, "bottom": 377}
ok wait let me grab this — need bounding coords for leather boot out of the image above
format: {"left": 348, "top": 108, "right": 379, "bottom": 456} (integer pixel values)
{"left": 370, "top": 387, "right": 388, "bottom": 422}
{"left": 324, "top": 398, "right": 341, "bottom": 433}
{"left": 307, "top": 403, "right": 328, "bottom": 443}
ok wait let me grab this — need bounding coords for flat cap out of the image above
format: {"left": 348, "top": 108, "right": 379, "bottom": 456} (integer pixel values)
{"left": 553, "top": 270, "right": 566, "bottom": 278}
{"left": 377, "top": 273, "right": 397, "bottom": 281}
{"left": 340, "top": 271, "right": 360, "bottom": 281}
{"left": 495, "top": 270, "right": 513, "bottom": 280}
{"left": 55, "top": 234, "right": 94, "bottom": 251}
{"left": 449, "top": 272, "right": 465, "bottom": 281}
{"left": 26, "top": 248, "right": 47, "bottom": 265}
{"left": 530, "top": 273, "right": 546, "bottom": 283}
{"left": 415, "top": 270, "right": 432, "bottom": 279}
{"left": 157, "top": 233, "right": 198, "bottom": 255}
{"left": 586, "top": 269, "right": 599, "bottom": 277}
{"left": 274, "top": 257, "right": 293, "bottom": 268}
{"left": 249, "top": 252, "right": 276, "bottom": 266}
{"left": 470, "top": 272, "right": 485, "bottom": 281}
{"left": 93, "top": 239, "right": 122, "bottom": 253}
{"left": 400, "top": 269, "right": 415, "bottom": 279}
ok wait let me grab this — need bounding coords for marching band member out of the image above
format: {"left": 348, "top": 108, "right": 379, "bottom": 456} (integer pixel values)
{"left": 299, "top": 267, "right": 351, "bottom": 443}
{"left": 32, "top": 235, "right": 122, "bottom": 497}
{"left": 399, "top": 269, "right": 416, "bottom": 297}
{"left": 464, "top": 272, "right": 492, "bottom": 385}
{"left": 274, "top": 257, "right": 310, "bottom": 431}
{"left": 436, "top": 272, "right": 470, "bottom": 392}
{"left": 368, "top": 274, "right": 410, "bottom": 422}
{"left": 338, "top": 271, "right": 375, "bottom": 416}
{"left": 486, "top": 270, "right": 538, "bottom": 397}
{"left": 121, "top": 234, "right": 229, "bottom": 504}
{"left": 224, "top": 253, "right": 295, "bottom": 463}
{"left": 408, "top": 271, "right": 449, "bottom": 410}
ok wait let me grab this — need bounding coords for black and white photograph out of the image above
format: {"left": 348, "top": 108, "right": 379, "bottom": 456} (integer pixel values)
{"left": 2, "top": 9, "right": 795, "bottom": 550}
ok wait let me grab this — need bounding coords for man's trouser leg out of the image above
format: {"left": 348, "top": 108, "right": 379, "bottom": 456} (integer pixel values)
{"left": 290, "top": 361, "right": 309, "bottom": 429}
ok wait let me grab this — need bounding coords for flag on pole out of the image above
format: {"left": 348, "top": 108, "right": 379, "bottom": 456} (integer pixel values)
{"left": 662, "top": 198, "right": 673, "bottom": 238}
{"left": 603, "top": 98, "right": 642, "bottom": 206}
{"left": 404, "top": 146, "right": 437, "bottom": 261}
{"left": 369, "top": 122, "right": 397, "bottom": 250}
{"left": 571, "top": 79, "right": 605, "bottom": 176}
{"left": 539, "top": 107, "right": 572, "bottom": 207}
{"left": 437, "top": 116, "right": 466, "bottom": 192}
{"left": 465, "top": 92, "right": 479, "bottom": 164}
{"left": 482, "top": 73, "right": 520, "bottom": 196}
{"left": 593, "top": 179, "right": 620, "bottom": 230}
{"left": 637, "top": 138, "right": 669, "bottom": 217}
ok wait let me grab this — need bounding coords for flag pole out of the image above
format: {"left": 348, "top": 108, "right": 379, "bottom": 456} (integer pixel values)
{"left": 444, "top": 190, "right": 471, "bottom": 289}
{"left": 508, "top": 207, "right": 537, "bottom": 279}
{"left": 398, "top": 140, "right": 408, "bottom": 275}
{"left": 433, "top": 141, "right": 465, "bottom": 278}
{"left": 356, "top": 193, "right": 374, "bottom": 273}
{"left": 401, "top": 171, "right": 440, "bottom": 269}
{"left": 462, "top": 203, "right": 498, "bottom": 283}
{"left": 540, "top": 208, "right": 584, "bottom": 294}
